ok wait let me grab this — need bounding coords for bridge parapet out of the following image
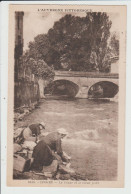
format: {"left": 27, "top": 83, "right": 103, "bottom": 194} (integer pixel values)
{"left": 55, "top": 71, "right": 119, "bottom": 79}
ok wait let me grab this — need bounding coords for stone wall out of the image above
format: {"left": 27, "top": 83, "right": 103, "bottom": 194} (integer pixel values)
{"left": 14, "top": 12, "right": 40, "bottom": 109}
{"left": 14, "top": 79, "right": 40, "bottom": 109}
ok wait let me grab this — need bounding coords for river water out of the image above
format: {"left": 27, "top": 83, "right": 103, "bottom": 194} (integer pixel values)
{"left": 16, "top": 98, "right": 118, "bottom": 181}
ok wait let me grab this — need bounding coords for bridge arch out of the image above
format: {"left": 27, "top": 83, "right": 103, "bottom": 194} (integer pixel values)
{"left": 88, "top": 81, "right": 119, "bottom": 98}
{"left": 44, "top": 79, "right": 79, "bottom": 98}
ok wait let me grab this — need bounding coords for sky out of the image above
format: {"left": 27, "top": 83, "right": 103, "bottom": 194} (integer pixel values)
{"left": 23, "top": 11, "right": 120, "bottom": 51}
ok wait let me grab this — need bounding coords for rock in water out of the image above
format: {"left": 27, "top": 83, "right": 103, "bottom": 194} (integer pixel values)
{"left": 14, "top": 144, "right": 22, "bottom": 153}
{"left": 13, "top": 155, "right": 26, "bottom": 172}
{"left": 43, "top": 160, "right": 58, "bottom": 174}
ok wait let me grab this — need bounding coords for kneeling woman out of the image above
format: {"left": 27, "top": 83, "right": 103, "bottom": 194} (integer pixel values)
{"left": 31, "top": 140, "right": 54, "bottom": 170}
{"left": 31, "top": 128, "right": 68, "bottom": 170}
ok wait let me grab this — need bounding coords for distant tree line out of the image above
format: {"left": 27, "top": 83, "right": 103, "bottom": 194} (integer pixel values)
{"left": 24, "top": 12, "right": 119, "bottom": 73}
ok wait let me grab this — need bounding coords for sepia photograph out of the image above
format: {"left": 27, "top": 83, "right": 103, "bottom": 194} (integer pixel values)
{"left": 7, "top": 4, "right": 126, "bottom": 187}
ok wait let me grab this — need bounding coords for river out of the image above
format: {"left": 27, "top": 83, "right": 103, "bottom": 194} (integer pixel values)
{"left": 15, "top": 98, "right": 118, "bottom": 181}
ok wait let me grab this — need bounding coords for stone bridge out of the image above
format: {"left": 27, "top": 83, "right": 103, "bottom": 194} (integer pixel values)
{"left": 45, "top": 71, "right": 119, "bottom": 98}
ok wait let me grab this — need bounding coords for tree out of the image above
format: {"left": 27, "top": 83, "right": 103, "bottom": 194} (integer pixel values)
{"left": 27, "top": 12, "right": 112, "bottom": 72}
{"left": 22, "top": 53, "right": 55, "bottom": 97}
{"left": 109, "top": 32, "right": 119, "bottom": 57}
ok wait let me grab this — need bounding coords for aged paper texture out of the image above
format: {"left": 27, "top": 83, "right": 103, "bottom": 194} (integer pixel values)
{"left": 7, "top": 4, "right": 126, "bottom": 187}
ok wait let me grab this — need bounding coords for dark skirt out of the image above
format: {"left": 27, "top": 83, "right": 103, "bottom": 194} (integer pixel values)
{"left": 31, "top": 140, "right": 54, "bottom": 170}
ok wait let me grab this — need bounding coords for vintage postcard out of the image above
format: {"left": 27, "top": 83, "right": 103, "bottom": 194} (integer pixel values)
{"left": 7, "top": 4, "right": 126, "bottom": 187}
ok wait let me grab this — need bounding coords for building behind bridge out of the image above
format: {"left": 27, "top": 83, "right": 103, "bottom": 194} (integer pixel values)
{"left": 111, "top": 59, "right": 119, "bottom": 74}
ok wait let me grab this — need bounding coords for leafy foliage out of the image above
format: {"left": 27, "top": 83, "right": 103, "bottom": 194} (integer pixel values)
{"left": 109, "top": 32, "right": 119, "bottom": 57}
{"left": 22, "top": 52, "right": 55, "bottom": 81}
{"left": 26, "top": 12, "right": 116, "bottom": 72}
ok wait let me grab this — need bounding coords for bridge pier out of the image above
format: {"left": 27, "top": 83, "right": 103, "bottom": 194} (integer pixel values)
{"left": 76, "top": 86, "right": 89, "bottom": 98}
